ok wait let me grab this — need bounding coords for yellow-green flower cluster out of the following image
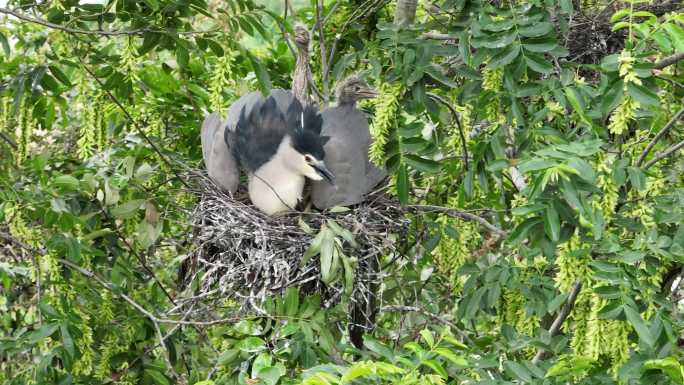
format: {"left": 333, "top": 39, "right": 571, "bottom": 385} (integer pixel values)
{"left": 121, "top": 37, "right": 141, "bottom": 84}
{"left": 14, "top": 98, "right": 36, "bottom": 165}
{"left": 209, "top": 51, "right": 236, "bottom": 113}
{"left": 432, "top": 217, "right": 478, "bottom": 291}
{"left": 369, "top": 83, "right": 402, "bottom": 166}
{"left": 546, "top": 101, "right": 564, "bottom": 122}
{"left": 554, "top": 232, "right": 591, "bottom": 291}
{"left": 72, "top": 307, "right": 95, "bottom": 376}
{"left": 576, "top": 293, "right": 630, "bottom": 376}
{"left": 482, "top": 68, "right": 503, "bottom": 92}
{"left": 607, "top": 96, "right": 639, "bottom": 136}
{"left": 76, "top": 78, "right": 106, "bottom": 159}
{"left": 618, "top": 50, "right": 642, "bottom": 87}
{"left": 593, "top": 153, "right": 619, "bottom": 222}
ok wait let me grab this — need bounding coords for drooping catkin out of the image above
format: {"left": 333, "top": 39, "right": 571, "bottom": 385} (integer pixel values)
{"left": 209, "top": 50, "right": 236, "bottom": 113}
{"left": 369, "top": 83, "right": 402, "bottom": 166}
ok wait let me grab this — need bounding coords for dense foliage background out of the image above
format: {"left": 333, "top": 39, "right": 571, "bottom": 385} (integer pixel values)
{"left": 1, "top": 0, "right": 684, "bottom": 384}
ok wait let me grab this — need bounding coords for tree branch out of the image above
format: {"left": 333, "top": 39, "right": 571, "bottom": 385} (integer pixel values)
{"left": 427, "top": 93, "right": 469, "bottom": 170}
{"left": 76, "top": 57, "right": 191, "bottom": 189}
{"left": 407, "top": 205, "right": 507, "bottom": 238}
{"left": 643, "top": 137, "right": 684, "bottom": 169}
{"left": 654, "top": 52, "right": 684, "bottom": 70}
{"left": 532, "top": 280, "right": 582, "bottom": 364}
{"left": 637, "top": 106, "right": 684, "bottom": 166}
{"left": 0, "top": 7, "right": 217, "bottom": 36}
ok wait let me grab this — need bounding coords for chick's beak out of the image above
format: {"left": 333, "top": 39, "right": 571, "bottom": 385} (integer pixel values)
{"left": 313, "top": 161, "right": 335, "bottom": 185}
{"left": 359, "top": 87, "right": 379, "bottom": 99}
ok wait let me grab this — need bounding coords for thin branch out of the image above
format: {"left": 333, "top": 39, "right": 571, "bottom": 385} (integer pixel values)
{"left": 0, "top": 131, "right": 17, "bottom": 150}
{"left": 0, "top": 7, "right": 218, "bottom": 36}
{"left": 315, "top": 0, "right": 331, "bottom": 102}
{"left": 381, "top": 305, "right": 458, "bottom": 329}
{"left": 76, "top": 57, "right": 191, "bottom": 189}
{"left": 637, "top": 106, "right": 684, "bottom": 166}
{"left": 427, "top": 93, "right": 469, "bottom": 170}
{"left": 643, "top": 137, "right": 684, "bottom": 169}
{"left": 531, "top": 281, "right": 582, "bottom": 364}
{"left": 654, "top": 52, "right": 684, "bottom": 70}
{"left": 408, "top": 205, "right": 507, "bottom": 238}
{"left": 421, "top": 32, "right": 458, "bottom": 40}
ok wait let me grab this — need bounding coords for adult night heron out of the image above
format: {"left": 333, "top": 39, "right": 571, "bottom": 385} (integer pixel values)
{"left": 230, "top": 96, "right": 334, "bottom": 215}
{"left": 200, "top": 25, "right": 314, "bottom": 193}
{"left": 311, "top": 76, "right": 386, "bottom": 210}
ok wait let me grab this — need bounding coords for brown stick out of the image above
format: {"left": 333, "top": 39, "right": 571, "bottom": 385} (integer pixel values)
{"left": 531, "top": 281, "right": 583, "bottom": 364}
{"left": 408, "top": 205, "right": 507, "bottom": 238}
{"left": 637, "top": 106, "right": 684, "bottom": 166}
{"left": 654, "top": 52, "right": 684, "bottom": 70}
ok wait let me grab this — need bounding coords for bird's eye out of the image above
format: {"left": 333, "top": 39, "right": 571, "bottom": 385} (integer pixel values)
{"left": 354, "top": 85, "right": 361, "bottom": 91}
{"left": 304, "top": 155, "right": 314, "bottom": 163}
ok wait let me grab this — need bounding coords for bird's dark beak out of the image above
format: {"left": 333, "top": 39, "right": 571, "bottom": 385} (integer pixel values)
{"left": 359, "top": 87, "right": 379, "bottom": 99}
{"left": 313, "top": 162, "right": 335, "bottom": 185}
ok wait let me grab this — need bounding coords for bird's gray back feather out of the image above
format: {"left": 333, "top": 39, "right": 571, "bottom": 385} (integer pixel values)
{"left": 201, "top": 112, "right": 240, "bottom": 193}
{"left": 311, "top": 106, "right": 372, "bottom": 209}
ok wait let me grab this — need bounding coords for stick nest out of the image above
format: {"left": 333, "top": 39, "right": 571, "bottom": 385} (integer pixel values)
{"left": 181, "top": 173, "right": 409, "bottom": 324}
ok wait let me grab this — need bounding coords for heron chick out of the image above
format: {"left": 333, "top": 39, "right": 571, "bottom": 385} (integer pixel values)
{"left": 311, "top": 76, "right": 386, "bottom": 210}
{"left": 231, "top": 96, "right": 334, "bottom": 215}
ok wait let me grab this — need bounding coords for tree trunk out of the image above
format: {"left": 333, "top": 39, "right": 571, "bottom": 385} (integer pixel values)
{"left": 394, "top": 0, "right": 417, "bottom": 27}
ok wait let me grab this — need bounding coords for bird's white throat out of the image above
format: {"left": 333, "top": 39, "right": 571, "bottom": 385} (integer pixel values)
{"left": 248, "top": 136, "right": 306, "bottom": 215}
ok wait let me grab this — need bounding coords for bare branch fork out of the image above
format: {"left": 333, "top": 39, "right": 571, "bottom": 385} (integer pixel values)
{"left": 637, "top": 106, "right": 684, "bottom": 166}
{"left": 531, "top": 280, "right": 583, "bottom": 364}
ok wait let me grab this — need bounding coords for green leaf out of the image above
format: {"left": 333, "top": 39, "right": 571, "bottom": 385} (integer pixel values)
{"left": 0, "top": 32, "right": 10, "bottom": 56}
{"left": 284, "top": 287, "right": 299, "bottom": 318}
{"left": 53, "top": 175, "right": 80, "bottom": 191}
{"left": 60, "top": 323, "right": 74, "bottom": 357}
{"left": 341, "top": 362, "right": 375, "bottom": 383}
{"left": 627, "top": 166, "right": 646, "bottom": 192}
{"left": 522, "top": 38, "right": 558, "bottom": 53}
{"left": 142, "top": 0, "right": 160, "bottom": 11}
{"left": 664, "top": 23, "right": 684, "bottom": 52}
{"left": 504, "top": 361, "right": 533, "bottom": 382}
{"left": 624, "top": 305, "right": 654, "bottom": 348}
{"left": 644, "top": 357, "right": 684, "bottom": 383}
{"left": 425, "top": 64, "right": 457, "bottom": 88}
{"left": 257, "top": 366, "right": 283, "bottom": 385}
{"left": 627, "top": 82, "right": 659, "bottom": 107}
{"left": 26, "top": 323, "right": 59, "bottom": 344}
{"left": 421, "top": 359, "right": 448, "bottom": 378}
{"left": 110, "top": 199, "right": 145, "bottom": 219}
{"left": 476, "top": 32, "right": 517, "bottom": 48}
{"left": 518, "top": 22, "right": 553, "bottom": 38}
{"left": 544, "top": 204, "right": 560, "bottom": 242}
{"left": 237, "top": 336, "right": 266, "bottom": 352}
{"left": 419, "top": 329, "right": 434, "bottom": 347}
{"left": 517, "top": 158, "right": 556, "bottom": 174}
{"left": 525, "top": 52, "right": 553, "bottom": 74}
{"left": 433, "top": 347, "right": 468, "bottom": 366}
{"left": 49, "top": 66, "right": 71, "bottom": 86}
{"left": 144, "top": 369, "right": 170, "bottom": 385}
{"left": 404, "top": 154, "right": 441, "bottom": 173}
{"left": 396, "top": 163, "right": 409, "bottom": 204}
{"left": 489, "top": 43, "right": 521, "bottom": 68}
{"left": 246, "top": 51, "right": 272, "bottom": 95}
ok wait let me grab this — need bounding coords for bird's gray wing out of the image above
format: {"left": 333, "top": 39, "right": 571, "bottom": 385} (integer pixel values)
{"left": 234, "top": 96, "right": 289, "bottom": 172}
{"left": 311, "top": 108, "right": 366, "bottom": 209}
{"left": 201, "top": 112, "right": 221, "bottom": 166}
{"left": 201, "top": 112, "right": 240, "bottom": 193}
{"left": 226, "top": 89, "right": 295, "bottom": 132}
